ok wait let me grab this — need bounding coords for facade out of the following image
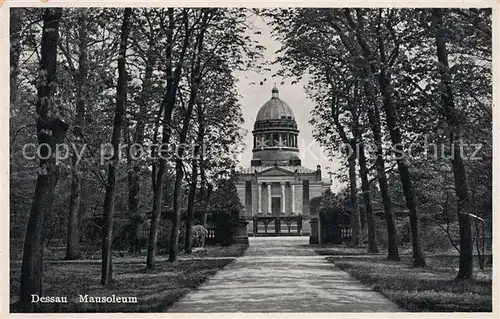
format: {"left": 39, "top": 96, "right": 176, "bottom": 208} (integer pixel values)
{"left": 236, "top": 86, "right": 331, "bottom": 236}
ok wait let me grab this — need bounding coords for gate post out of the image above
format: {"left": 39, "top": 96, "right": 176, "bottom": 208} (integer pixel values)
{"left": 309, "top": 217, "right": 319, "bottom": 244}
{"left": 253, "top": 216, "right": 258, "bottom": 235}
{"left": 235, "top": 218, "right": 249, "bottom": 244}
{"left": 298, "top": 216, "right": 302, "bottom": 234}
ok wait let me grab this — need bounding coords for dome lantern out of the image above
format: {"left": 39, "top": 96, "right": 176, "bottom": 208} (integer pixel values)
{"left": 271, "top": 84, "right": 279, "bottom": 99}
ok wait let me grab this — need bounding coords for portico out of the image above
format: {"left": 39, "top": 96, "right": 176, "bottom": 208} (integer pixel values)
{"left": 255, "top": 180, "right": 294, "bottom": 216}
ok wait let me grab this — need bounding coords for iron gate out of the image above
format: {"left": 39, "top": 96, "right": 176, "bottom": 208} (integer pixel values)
{"left": 253, "top": 216, "right": 302, "bottom": 236}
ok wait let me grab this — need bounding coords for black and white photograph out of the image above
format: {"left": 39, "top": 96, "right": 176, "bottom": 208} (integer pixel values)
{"left": 7, "top": 5, "right": 494, "bottom": 314}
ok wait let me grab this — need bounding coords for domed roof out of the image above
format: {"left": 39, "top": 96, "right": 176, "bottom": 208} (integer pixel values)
{"left": 255, "top": 86, "right": 295, "bottom": 121}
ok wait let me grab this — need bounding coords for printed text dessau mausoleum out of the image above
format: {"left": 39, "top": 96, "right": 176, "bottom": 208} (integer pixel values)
{"left": 235, "top": 86, "right": 331, "bottom": 236}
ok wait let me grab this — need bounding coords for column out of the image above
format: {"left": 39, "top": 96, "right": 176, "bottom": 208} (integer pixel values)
{"left": 258, "top": 182, "right": 262, "bottom": 214}
{"left": 267, "top": 183, "right": 272, "bottom": 215}
{"left": 281, "top": 182, "right": 285, "bottom": 214}
{"left": 291, "top": 183, "right": 296, "bottom": 214}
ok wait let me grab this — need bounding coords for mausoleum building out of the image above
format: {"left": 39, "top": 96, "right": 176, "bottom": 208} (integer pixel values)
{"left": 235, "top": 86, "right": 331, "bottom": 236}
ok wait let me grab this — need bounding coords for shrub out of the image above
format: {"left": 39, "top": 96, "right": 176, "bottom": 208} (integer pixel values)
{"left": 421, "top": 221, "right": 460, "bottom": 252}
{"left": 191, "top": 225, "right": 208, "bottom": 248}
{"left": 212, "top": 210, "right": 240, "bottom": 246}
{"left": 375, "top": 216, "right": 461, "bottom": 253}
{"left": 319, "top": 207, "right": 342, "bottom": 244}
{"left": 376, "top": 217, "right": 412, "bottom": 248}
{"left": 107, "top": 218, "right": 209, "bottom": 253}
{"left": 136, "top": 219, "right": 173, "bottom": 251}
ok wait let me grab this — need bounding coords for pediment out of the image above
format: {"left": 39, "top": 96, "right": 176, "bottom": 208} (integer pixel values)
{"left": 257, "top": 167, "right": 294, "bottom": 176}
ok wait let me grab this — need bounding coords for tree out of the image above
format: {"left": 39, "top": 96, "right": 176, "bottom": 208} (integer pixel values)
{"left": 10, "top": 8, "right": 24, "bottom": 105}
{"left": 9, "top": 8, "right": 253, "bottom": 296}
{"left": 101, "top": 7, "right": 132, "bottom": 285}
{"left": 169, "top": 9, "right": 211, "bottom": 262}
{"left": 340, "top": 9, "right": 426, "bottom": 266}
{"left": 125, "top": 8, "right": 161, "bottom": 254}
{"left": 193, "top": 60, "right": 246, "bottom": 226}
{"left": 18, "top": 8, "right": 67, "bottom": 311}
{"left": 147, "top": 8, "right": 193, "bottom": 269}
{"left": 64, "top": 9, "right": 88, "bottom": 260}
{"left": 329, "top": 88, "right": 362, "bottom": 247}
{"left": 208, "top": 174, "right": 243, "bottom": 212}
{"left": 184, "top": 141, "right": 199, "bottom": 253}
{"left": 350, "top": 94, "right": 379, "bottom": 253}
{"left": 184, "top": 74, "right": 246, "bottom": 251}
{"left": 363, "top": 79, "right": 399, "bottom": 260}
{"left": 172, "top": 8, "right": 256, "bottom": 258}
{"left": 431, "top": 8, "right": 472, "bottom": 279}
{"left": 267, "top": 8, "right": 442, "bottom": 262}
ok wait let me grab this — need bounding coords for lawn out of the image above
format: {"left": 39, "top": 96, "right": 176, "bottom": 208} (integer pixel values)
{"left": 325, "top": 255, "right": 492, "bottom": 312}
{"left": 10, "top": 241, "right": 249, "bottom": 261}
{"left": 184, "top": 244, "right": 249, "bottom": 258}
{"left": 314, "top": 243, "right": 415, "bottom": 256}
{"left": 10, "top": 244, "right": 248, "bottom": 313}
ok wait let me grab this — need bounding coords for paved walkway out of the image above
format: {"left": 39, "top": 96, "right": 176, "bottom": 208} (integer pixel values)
{"left": 168, "top": 237, "right": 402, "bottom": 312}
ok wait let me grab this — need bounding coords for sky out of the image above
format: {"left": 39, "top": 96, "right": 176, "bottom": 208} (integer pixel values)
{"left": 233, "top": 14, "right": 343, "bottom": 191}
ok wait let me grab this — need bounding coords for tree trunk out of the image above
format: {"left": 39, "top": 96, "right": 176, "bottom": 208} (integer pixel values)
{"left": 198, "top": 120, "right": 208, "bottom": 226}
{"left": 432, "top": 8, "right": 473, "bottom": 279}
{"left": 369, "top": 109, "right": 399, "bottom": 260}
{"left": 146, "top": 68, "right": 175, "bottom": 269}
{"left": 349, "top": 83, "right": 377, "bottom": 253}
{"left": 10, "top": 8, "right": 23, "bottom": 105}
{"left": 357, "top": 139, "right": 379, "bottom": 253}
{"left": 330, "top": 93, "right": 361, "bottom": 246}
{"left": 200, "top": 166, "right": 208, "bottom": 226}
{"left": 377, "top": 71, "right": 425, "bottom": 266}
{"left": 169, "top": 87, "right": 200, "bottom": 261}
{"left": 169, "top": 159, "right": 184, "bottom": 262}
{"left": 66, "top": 9, "right": 88, "bottom": 260}
{"left": 66, "top": 167, "right": 81, "bottom": 260}
{"left": 19, "top": 8, "right": 67, "bottom": 311}
{"left": 148, "top": 102, "right": 165, "bottom": 258}
{"left": 128, "top": 47, "right": 156, "bottom": 255}
{"left": 127, "top": 165, "right": 141, "bottom": 254}
{"left": 185, "top": 154, "right": 199, "bottom": 253}
{"left": 185, "top": 101, "right": 205, "bottom": 253}
{"left": 344, "top": 9, "right": 425, "bottom": 266}
{"left": 146, "top": 11, "right": 174, "bottom": 269}
{"left": 146, "top": 156, "right": 167, "bottom": 268}
{"left": 363, "top": 78, "right": 400, "bottom": 260}
{"left": 101, "top": 8, "right": 132, "bottom": 285}
{"left": 347, "top": 155, "right": 361, "bottom": 246}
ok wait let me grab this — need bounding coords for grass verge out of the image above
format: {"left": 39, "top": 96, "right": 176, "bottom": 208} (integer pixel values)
{"left": 325, "top": 255, "right": 492, "bottom": 312}
{"left": 186, "top": 243, "right": 248, "bottom": 258}
{"left": 10, "top": 245, "right": 247, "bottom": 313}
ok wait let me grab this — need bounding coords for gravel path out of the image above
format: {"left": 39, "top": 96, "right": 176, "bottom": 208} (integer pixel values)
{"left": 168, "top": 236, "right": 403, "bottom": 312}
